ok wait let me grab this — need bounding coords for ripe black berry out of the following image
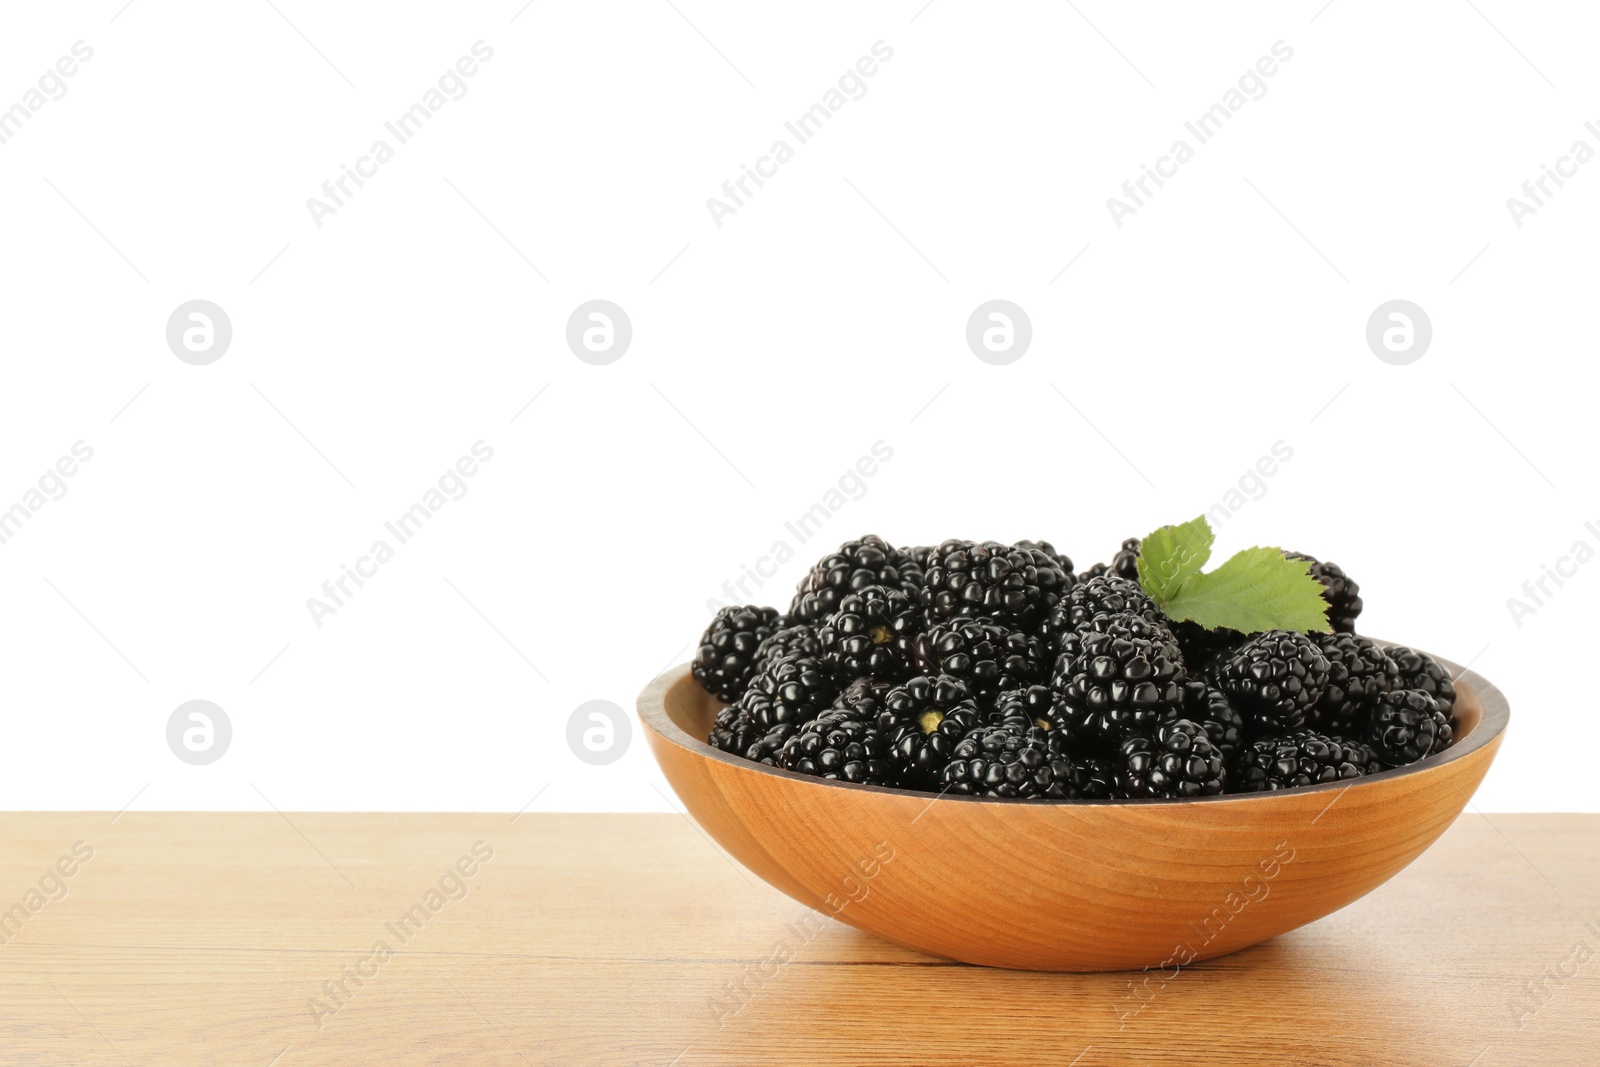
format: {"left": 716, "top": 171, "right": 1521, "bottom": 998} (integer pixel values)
{"left": 1015, "top": 539, "right": 1075, "bottom": 576}
{"left": 1308, "top": 632, "right": 1398, "bottom": 737}
{"left": 692, "top": 605, "right": 782, "bottom": 704}
{"left": 1428, "top": 705, "right": 1456, "bottom": 755}
{"left": 938, "top": 725, "right": 1096, "bottom": 799}
{"left": 778, "top": 709, "right": 892, "bottom": 784}
{"left": 1385, "top": 646, "right": 1459, "bottom": 755}
{"left": 1169, "top": 620, "right": 1243, "bottom": 671}
{"left": 879, "top": 674, "right": 982, "bottom": 789}
{"left": 1117, "top": 719, "right": 1227, "bottom": 798}
{"left": 1365, "top": 689, "right": 1439, "bottom": 767}
{"left": 1060, "top": 753, "right": 1115, "bottom": 800}
{"left": 1387, "top": 646, "right": 1457, "bottom": 714}
{"left": 742, "top": 654, "right": 838, "bottom": 730}
{"left": 920, "top": 539, "right": 1070, "bottom": 627}
{"left": 911, "top": 617, "right": 1049, "bottom": 703}
{"left": 791, "top": 535, "right": 922, "bottom": 625}
{"left": 1212, "top": 630, "right": 1331, "bottom": 734}
{"left": 989, "top": 685, "right": 1056, "bottom": 731}
{"left": 1108, "top": 537, "right": 1142, "bottom": 580}
{"left": 746, "top": 723, "right": 795, "bottom": 765}
{"left": 1051, "top": 612, "right": 1187, "bottom": 745}
{"left": 817, "top": 585, "right": 921, "bottom": 681}
{"left": 1286, "top": 552, "right": 1363, "bottom": 633}
{"left": 832, "top": 675, "right": 894, "bottom": 716}
{"left": 1041, "top": 575, "right": 1161, "bottom": 648}
{"left": 709, "top": 703, "right": 760, "bottom": 757}
{"left": 1232, "top": 730, "right": 1378, "bottom": 792}
{"left": 751, "top": 622, "right": 823, "bottom": 679}
{"left": 1181, "top": 679, "right": 1245, "bottom": 761}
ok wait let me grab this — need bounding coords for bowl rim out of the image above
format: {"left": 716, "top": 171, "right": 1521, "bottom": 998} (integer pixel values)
{"left": 638, "top": 641, "right": 1509, "bottom": 808}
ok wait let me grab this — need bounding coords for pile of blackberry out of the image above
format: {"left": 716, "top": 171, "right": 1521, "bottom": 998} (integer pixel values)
{"left": 693, "top": 535, "right": 1458, "bottom": 800}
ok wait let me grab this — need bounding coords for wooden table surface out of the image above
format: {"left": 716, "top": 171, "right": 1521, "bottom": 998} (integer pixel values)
{"left": 0, "top": 812, "right": 1593, "bottom": 1066}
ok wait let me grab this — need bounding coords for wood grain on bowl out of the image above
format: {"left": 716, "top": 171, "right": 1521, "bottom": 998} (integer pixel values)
{"left": 639, "top": 655, "right": 1508, "bottom": 972}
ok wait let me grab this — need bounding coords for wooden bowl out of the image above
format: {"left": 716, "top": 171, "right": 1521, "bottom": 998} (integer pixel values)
{"left": 638, "top": 650, "right": 1507, "bottom": 971}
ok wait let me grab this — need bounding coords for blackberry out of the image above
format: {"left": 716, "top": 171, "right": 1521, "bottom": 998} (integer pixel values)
{"left": 1060, "top": 753, "right": 1115, "bottom": 799}
{"left": 1051, "top": 612, "right": 1187, "bottom": 745}
{"left": 901, "top": 545, "right": 936, "bottom": 571}
{"left": 911, "top": 617, "right": 1049, "bottom": 703}
{"left": 1386, "top": 646, "right": 1458, "bottom": 753}
{"left": 1117, "top": 719, "right": 1227, "bottom": 798}
{"left": 1170, "top": 620, "right": 1243, "bottom": 671}
{"left": 920, "top": 539, "right": 1071, "bottom": 627}
{"left": 1076, "top": 608, "right": 1184, "bottom": 655}
{"left": 1074, "top": 537, "right": 1141, "bottom": 585}
{"left": 1308, "top": 632, "right": 1398, "bottom": 737}
{"left": 879, "top": 675, "right": 983, "bottom": 788}
{"left": 1015, "top": 539, "right": 1075, "bottom": 577}
{"left": 1041, "top": 575, "right": 1161, "bottom": 648}
{"left": 1108, "top": 537, "right": 1142, "bottom": 581}
{"left": 989, "top": 684, "right": 1056, "bottom": 732}
{"left": 1387, "top": 646, "right": 1457, "bottom": 715}
{"left": 878, "top": 673, "right": 976, "bottom": 725}
{"left": 751, "top": 622, "right": 823, "bottom": 678}
{"left": 746, "top": 723, "right": 795, "bottom": 765}
{"left": 938, "top": 725, "right": 1094, "bottom": 800}
{"left": 833, "top": 675, "right": 895, "bottom": 715}
{"left": 1364, "top": 689, "right": 1439, "bottom": 767}
{"left": 790, "top": 535, "right": 921, "bottom": 625}
{"left": 1212, "top": 630, "right": 1330, "bottom": 734}
{"left": 1232, "top": 730, "right": 1377, "bottom": 792}
{"left": 1285, "top": 552, "right": 1363, "bottom": 633}
{"left": 817, "top": 585, "right": 921, "bottom": 681}
{"left": 1343, "top": 737, "right": 1386, "bottom": 774}
{"left": 1181, "top": 679, "right": 1245, "bottom": 760}
{"left": 692, "top": 605, "right": 783, "bottom": 703}
{"left": 709, "top": 703, "right": 760, "bottom": 756}
{"left": 778, "top": 709, "right": 892, "bottom": 784}
{"left": 742, "top": 654, "right": 838, "bottom": 730}
{"left": 1428, "top": 704, "right": 1456, "bottom": 755}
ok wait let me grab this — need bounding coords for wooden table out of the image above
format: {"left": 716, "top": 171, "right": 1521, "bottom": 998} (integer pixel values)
{"left": 0, "top": 812, "right": 1593, "bottom": 1066}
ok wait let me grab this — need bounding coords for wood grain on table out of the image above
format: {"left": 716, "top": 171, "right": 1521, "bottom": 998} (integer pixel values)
{"left": 0, "top": 812, "right": 1593, "bottom": 1066}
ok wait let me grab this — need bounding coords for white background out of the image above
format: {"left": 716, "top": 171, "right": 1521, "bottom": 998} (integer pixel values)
{"left": 0, "top": 0, "right": 1592, "bottom": 814}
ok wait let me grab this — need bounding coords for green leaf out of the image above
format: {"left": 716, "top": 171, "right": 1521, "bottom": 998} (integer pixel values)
{"left": 1159, "top": 546, "right": 1332, "bottom": 635}
{"left": 1135, "top": 516, "right": 1214, "bottom": 602}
